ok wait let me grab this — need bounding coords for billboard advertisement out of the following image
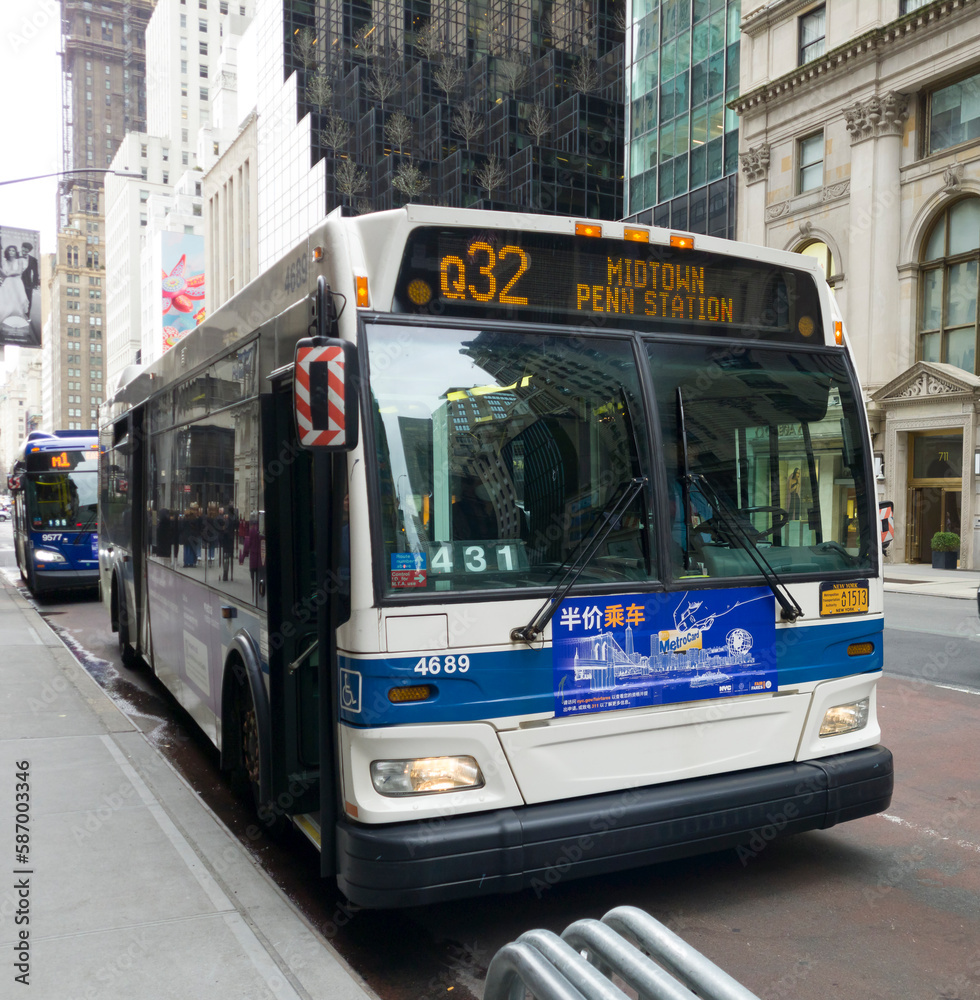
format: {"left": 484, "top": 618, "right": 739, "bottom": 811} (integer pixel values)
{"left": 0, "top": 225, "right": 41, "bottom": 348}
{"left": 160, "top": 230, "right": 206, "bottom": 353}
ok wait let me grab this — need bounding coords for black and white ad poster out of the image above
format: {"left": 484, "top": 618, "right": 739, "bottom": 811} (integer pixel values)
{"left": 0, "top": 225, "right": 41, "bottom": 348}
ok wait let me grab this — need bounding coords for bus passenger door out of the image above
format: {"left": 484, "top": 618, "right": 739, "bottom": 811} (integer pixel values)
{"left": 263, "top": 383, "right": 320, "bottom": 817}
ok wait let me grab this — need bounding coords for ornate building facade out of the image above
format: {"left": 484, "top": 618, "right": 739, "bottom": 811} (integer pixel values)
{"left": 732, "top": 0, "right": 980, "bottom": 566}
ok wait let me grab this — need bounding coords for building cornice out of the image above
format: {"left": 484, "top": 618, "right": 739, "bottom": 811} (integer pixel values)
{"left": 730, "top": 0, "right": 976, "bottom": 116}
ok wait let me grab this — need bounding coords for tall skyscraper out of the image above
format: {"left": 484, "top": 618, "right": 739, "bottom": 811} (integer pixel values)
{"left": 623, "top": 0, "right": 740, "bottom": 237}
{"left": 50, "top": 0, "right": 154, "bottom": 429}
{"left": 252, "top": 0, "right": 626, "bottom": 269}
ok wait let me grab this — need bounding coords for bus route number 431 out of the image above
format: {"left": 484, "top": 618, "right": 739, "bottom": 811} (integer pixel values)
{"left": 415, "top": 655, "right": 471, "bottom": 676}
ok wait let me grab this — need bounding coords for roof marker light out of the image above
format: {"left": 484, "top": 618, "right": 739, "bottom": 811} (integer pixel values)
{"left": 624, "top": 228, "right": 650, "bottom": 243}
{"left": 575, "top": 222, "right": 602, "bottom": 238}
{"left": 670, "top": 233, "right": 695, "bottom": 249}
{"left": 834, "top": 320, "right": 844, "bottom": 345}
{"left": 355, "top": 275, "right": 369, "bottom": 307}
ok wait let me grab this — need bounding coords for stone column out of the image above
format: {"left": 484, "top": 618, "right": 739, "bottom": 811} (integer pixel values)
{"left": 843, "top": 92, "right": 910, "bottom": 392}
{"left": 738, "top": 143, "right": 770, "bottom": 246}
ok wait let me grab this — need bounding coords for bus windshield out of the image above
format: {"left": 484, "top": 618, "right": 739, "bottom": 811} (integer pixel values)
{"left": 367, "top": 322, "right": 652, "bottom": 595}
{"left": 25, "top": 451, "right": 99, "bottom": 530}
{"left": 648, "top": 341, "right": 875, "bottom": 579}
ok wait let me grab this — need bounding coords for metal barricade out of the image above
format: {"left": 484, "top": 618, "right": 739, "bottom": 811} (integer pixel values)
{"left": 483, "top": 905, "right": 762, "bottom": 1000}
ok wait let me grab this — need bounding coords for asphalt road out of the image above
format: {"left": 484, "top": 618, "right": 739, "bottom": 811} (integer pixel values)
{"left": 5, "top": 518, "right": 980, "bottom": 1000}
{"left": 883, "top": 590, "right": 980, "bottom": 693}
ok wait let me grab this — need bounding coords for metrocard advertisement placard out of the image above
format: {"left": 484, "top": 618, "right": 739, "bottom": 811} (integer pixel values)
{"left": 553, "top": 588, "right": 777, "bottom": 717}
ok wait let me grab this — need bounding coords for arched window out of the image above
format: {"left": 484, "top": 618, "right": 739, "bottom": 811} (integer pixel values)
{"left": 794, "top": 240, "right": 839, "bottom": 294}
{"left": 918, "top": 197, "right": 980, "bottom": 374}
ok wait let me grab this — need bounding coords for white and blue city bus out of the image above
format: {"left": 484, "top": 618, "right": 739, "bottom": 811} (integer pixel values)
{"left": 100, "top": 206, "right": 892, "bottom": 907}
{"left": 10, "top": 430, "right": 100, "bottom": 596}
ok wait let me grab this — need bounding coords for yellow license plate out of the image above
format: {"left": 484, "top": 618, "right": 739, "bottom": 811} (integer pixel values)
{"left": 819, "top": 581, "right": 869, "bottom": 616}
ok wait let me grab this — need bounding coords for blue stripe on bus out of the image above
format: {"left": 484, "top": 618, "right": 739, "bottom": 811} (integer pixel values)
{"left": 338, "top": 617, "right": 883, "bottom": 727}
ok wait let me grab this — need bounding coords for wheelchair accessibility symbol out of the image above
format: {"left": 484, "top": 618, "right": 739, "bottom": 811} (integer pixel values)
{"left": 339, "top": 668, "right": 362, "bottom": 714}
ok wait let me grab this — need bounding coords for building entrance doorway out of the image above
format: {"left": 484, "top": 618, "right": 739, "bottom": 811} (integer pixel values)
{"left": 906, "top": 487, "right": 961, "bottom": 563}
{"left": 906, "top": 431, "right": 963, "bottom": 563}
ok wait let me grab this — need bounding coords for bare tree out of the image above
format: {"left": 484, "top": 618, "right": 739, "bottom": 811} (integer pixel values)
{"left": 305, "top": 70, "right": 333, "bottom": 111}
{"left": 319, "top": 111, "right": 352, "bottom": 154}
{"left": 475, "top": 152, "right": 507, "bottom": 199}
{"left": 384, "top": 111, "right": 412, "bottom": 154}
{"left": 547, "top": 1, "right": 594, "bottom": 53}
{"left": 355, "top": 196, "right": 373, "bottom": 215}
{"left": 414, "top": 21, "right": 442, "bottom": 61}
{"left": 612, "top": 0, "right": 628, "bottom": 33}
{"left": 434, "top": 58, "right": 464, "bottom": 100}
{"left": 524, "top": 100, "right": 552, "bottom": 144}
{"left": 498, "top": 54, "right": 529, "bottom": 99}
{"left": 451, "top": 102, "right": 484, "bottom": 151}
{"left": 367, "top": 59, "right": 400, "bottom": 111}
{"left": 569, "top": 56, "right": 600, "bottom": 95}
{"left": 392, "top": 162, "right": 429, "bottom": 200}
{"left": 292, "top": 27, "right": 318, "bottom": 69}
{"left": 335, "top": 158, "right": 368, "bottom": 204}
{"left": 353, "top": 23, "right": 380, "bottom": 58}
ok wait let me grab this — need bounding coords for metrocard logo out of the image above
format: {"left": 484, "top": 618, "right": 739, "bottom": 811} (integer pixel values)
{"left": 659, "top": 628, "right": 703, "bottom": 654}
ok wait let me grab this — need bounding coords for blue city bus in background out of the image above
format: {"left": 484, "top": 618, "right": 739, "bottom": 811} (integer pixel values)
{"left": 9, "top": 430, "right": 100, "bottom": 596}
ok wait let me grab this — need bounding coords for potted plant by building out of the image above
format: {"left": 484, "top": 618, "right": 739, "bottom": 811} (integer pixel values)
{"left": 930, "top": 531, "right": 960, "bottom": 569}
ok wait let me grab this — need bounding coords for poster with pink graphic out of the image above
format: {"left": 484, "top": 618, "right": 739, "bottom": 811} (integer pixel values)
{"left": 161, "top": 231, "right": 205, "bottom": 353}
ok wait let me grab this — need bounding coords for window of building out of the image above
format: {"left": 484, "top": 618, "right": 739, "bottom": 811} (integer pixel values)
{"left": 181, "top": 59, "right": 188, "bottom": 74}
{"left": 199, "top": 87, "right": 208, "bottom": 101}
{"left": 180, "top": 37, "right": 188, "bottom": 51}
{"left": 928, "top": 70, "right": 980, "bottom": 156}
{"left": 200, "top": 41, "right": 208, "bottom": 55}
{"left": 181, "top": 84, "right": 188, "bottom": 97}
{"left": 163, "top": 172, "right": 169, "bottom": 184}
{"left": 798, "top": 132, "right": 823, "bottom": 193}
{"left": 795, "top": 239, "right": 840, "bottom": 291}
{"left": 200, "top": 0, "right": 208, "bottom": 7}
{"left": 182, "top": 151, "right": 190, "bottom": 165}
{"left": 799, "top": 6, "right": 825, "bottom": 65}
{"left": 220, "top": 0, "right": 228, "bottom": 11}
{"left": 901, "top": 0, "right": 932, "bottom": 11}
{"left": 200, "top": 64, "right": 208, "bottom": 78}
{"left": 199, "top": 18, "right": 207, "bottom": 32}
{"left": 182, "top": 129, "right": 189, "bottom": 142}
{"left": 180, "top": 13, "right": 187, "bottom": 28}
{"left": 918, "top": 197, "right": 980, "bottom": 374}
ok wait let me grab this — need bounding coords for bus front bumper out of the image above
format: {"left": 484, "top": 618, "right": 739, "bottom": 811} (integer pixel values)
{"left": 32, "top": 568, "right": 99, "bottom": 593}
{"left": 336, "top": 744, "right": 893, "bottom": 908}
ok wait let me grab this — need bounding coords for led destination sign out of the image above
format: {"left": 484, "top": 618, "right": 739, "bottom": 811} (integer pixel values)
{"left": 394, "top": 227, "right": 823, "bottom": 342}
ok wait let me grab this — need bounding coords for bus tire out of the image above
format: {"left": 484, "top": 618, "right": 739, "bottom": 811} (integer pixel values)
{"left": 232, "top": 670, "right": 287, "bottom": 838}
{"left": 114, "top": 580, "right": 138, "bottom": 669}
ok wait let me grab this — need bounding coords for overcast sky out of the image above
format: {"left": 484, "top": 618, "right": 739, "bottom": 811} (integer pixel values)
{"left": 0, "top": 4, "right": 64, "bottom": 252}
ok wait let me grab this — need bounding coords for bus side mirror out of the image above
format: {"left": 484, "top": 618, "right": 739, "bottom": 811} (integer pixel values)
{"left": 294, "top": 337, "right": 359, "bottom": 452}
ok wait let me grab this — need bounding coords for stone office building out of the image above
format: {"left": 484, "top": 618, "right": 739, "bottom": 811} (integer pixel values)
{"left": 732, "top": 0, "right": 980, "bottom": 566}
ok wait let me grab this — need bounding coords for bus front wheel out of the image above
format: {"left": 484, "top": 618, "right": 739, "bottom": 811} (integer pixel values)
{"left": 232, "top": 673, "right": 287, "bottom": 838}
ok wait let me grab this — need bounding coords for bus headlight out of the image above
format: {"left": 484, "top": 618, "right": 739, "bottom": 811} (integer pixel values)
{"left": 819, "top": 697, "right": 869, "bottom": 737}
{"left": 370, "top": 756, "right": 485, "bottom": 796}
{"left": 34, "top": 549, "right": 66, "bottom": 564}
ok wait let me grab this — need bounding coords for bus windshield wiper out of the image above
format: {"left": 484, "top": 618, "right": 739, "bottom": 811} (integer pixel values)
{"left": 676, "top": 387, "right": 802, "bottom": 622}
{"left": 691, "top": 472, "right": 804, "bottom": 623}
{"left": 510, "top": 476, "right": 648, "bottom": 644}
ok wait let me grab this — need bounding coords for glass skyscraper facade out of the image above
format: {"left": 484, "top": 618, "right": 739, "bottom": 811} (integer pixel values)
{"left": 625, "top": 0, "right": 740, "bottom": 237}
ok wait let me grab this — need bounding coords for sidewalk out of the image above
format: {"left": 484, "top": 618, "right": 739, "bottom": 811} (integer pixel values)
{"left": 0, "top": 575, "right": 377, "bottom": 1000}
{"left": 882, "top": 558, "right": 980, "bottom": 601}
